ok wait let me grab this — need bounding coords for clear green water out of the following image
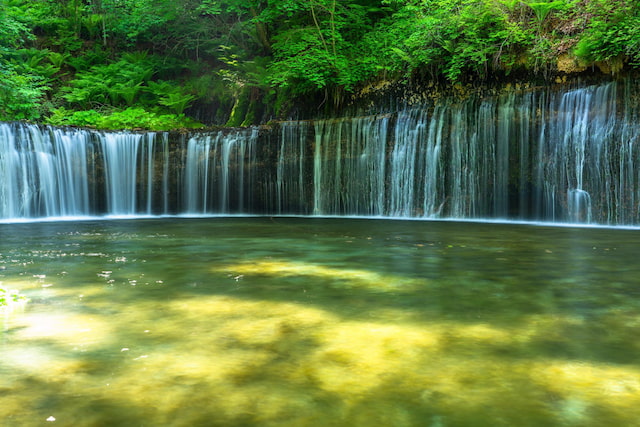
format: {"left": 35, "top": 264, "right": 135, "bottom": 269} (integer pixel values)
{"left": 1, "top": 217, "right": 640, "bottom": 426}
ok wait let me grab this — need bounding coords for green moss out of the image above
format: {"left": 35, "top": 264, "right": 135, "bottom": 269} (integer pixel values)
{"left": 225, "top": 94, "right": 249, "bottom": 127}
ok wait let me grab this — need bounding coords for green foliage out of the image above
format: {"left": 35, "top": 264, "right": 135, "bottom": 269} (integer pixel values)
{"left": 158, "top": 92, "right": 197, "bottom": 115}
{"left": 60, "top": 51, "right": 198, "bottom": 116}
{"left": 440, "top": 1, "right": 519, "bottom": 80}
{"left": 266, "top": 0, "right": 379, "bottom": 92}
{"left": 46, "top": 107, "right": 204, "bottom": 131}
{"left": 0, "top": 5, "right": 52, "bottom": 120}
{"left": 364, "top": 0, "right": 534, "bottom": 81}
{"left": 96, "top": 108, "right": 202, "bottom": 130}
{"left": 46, "top": 108, "right": 103, "bottom": 127}
{"left": 81, "top": 13, "right": 105, "bottom": 40}
{"left": 269, "top": 28, "right": 340, "bottom": 91}
{"left": 523, "top": 0, "right": 571, "bottom": 24}
{"left": 65, "top": 45, "right": 110, "bottom": 72}
{"left": 98, "top": 0, "right": 173, "bottom": 46}
{"left": 574, "top": 1, "right": 640, "bottom": 66}
{"left": 0, "top": 0, "right": 638, "bottom": 127}
{"left": 62, "top": 55, "right": 155, "bottom": 108}
{"left": 0, "top": 64, "right": 50, "bottom": 120}
{"left": 0, "top": 4, "right": 33, "bottom": 51}
{"left": 48, "top": 51, "right": 71, "bottom": 69}
{"left": 147, "top": 81, "right": 197, "bottom": 114}
{"left": 5, "top": 48, "right": 61, "bottom": 82}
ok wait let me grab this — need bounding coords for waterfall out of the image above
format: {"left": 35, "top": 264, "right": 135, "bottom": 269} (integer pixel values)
{"left": 0, "top": 123, "right": 91, "bottom": 220}
{"left": 101, "top": 132, "right": 143, "bottom": 216}
{"left": 183, "top": 134, "right": 212, "bottom": 214}
{"left": 99, "top": 131, "right": 174, "bottom": 216}
{"left": 539, "top": 82, "right": 623, "bottom": 224}
{"left": 182, "top": 128, "right": 258, "bottom": 214}
{"left": 1, "top": 80, "right": 640, "bottom": 225}
{"left": 390, "top": 109, "right": 421, "bottom": 216}
{"left": 276, "top": 121, "right": 309, "bottom": 214}
{"left": 312, "top": 116, "right": 388, "bottom": 215}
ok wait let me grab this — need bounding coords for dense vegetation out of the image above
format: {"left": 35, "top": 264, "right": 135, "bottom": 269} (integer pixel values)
{"left": 0, "top": 0, "right": 638, "bottom": 129}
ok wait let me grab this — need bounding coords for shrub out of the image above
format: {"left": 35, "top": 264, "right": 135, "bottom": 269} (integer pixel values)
{"left": 46, "top": 107, "right": 204, "bottom": 131}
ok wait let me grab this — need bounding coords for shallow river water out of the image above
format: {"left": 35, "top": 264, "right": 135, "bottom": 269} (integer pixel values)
{"left": 1, "top": 217, "right": 640, "bottom": 426}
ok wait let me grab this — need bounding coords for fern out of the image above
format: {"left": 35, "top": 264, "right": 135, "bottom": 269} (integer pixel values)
{"left": 523, "top": 0, "right": 569, "bottom": 23}
{"left": 158, "top": 92, "right": 197, "bottom": 114}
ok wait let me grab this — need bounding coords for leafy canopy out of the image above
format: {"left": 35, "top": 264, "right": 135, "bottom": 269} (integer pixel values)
{"left": 0, "top": 0, "right": 638, "bottom": 127}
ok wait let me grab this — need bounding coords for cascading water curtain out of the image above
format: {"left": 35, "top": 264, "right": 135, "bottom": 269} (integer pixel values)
{"left": 300, "top": 80, "right": 640, "bottom": 223}
{"left": 0, "top": 123, "right": 92, "bottom": 220}
{"left": 312, "top": 116, "right": 388, "bottom": 216}
{"left": 182, "top": 128, "right": 258, "bottom": 214}
{"left": 1, "top": 80, "right": 640, "bottom": 224}
{"left": 276, "top": 121, "right": 310, "bottom": 214}
{"left": 538, "top": 81, "right": 639, "bottom": 224}
{"left": 101, "top": 132, "right": 144, "bottom": 216}
{"left": 100, "top": 131, "right": 172, "bottom": 217}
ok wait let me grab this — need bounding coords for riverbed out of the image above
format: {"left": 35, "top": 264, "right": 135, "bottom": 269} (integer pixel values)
{"left": 2, "top": 217, "right": 639, "bottom": 426}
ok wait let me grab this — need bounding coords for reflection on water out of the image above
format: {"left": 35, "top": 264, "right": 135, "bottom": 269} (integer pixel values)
{"left": 1, "top": 217, "right": 640, "bottom": 426}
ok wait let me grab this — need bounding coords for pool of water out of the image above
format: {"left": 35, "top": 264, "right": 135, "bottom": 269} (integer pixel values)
{"left": 1, "top": 217, "right": 640, "bottom": 426}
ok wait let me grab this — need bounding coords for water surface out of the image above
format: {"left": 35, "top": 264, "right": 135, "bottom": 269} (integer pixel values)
{"left": 2, "top": 217, "right": 640, "bottom": 426}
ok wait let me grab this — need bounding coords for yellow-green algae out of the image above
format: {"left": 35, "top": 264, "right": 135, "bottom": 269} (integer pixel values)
{"left": 3, "top": 282, "right": 640, "bottom": 426}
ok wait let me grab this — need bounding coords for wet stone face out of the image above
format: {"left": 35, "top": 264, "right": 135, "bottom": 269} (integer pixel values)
{"left": 1, "top": 217, "right": 640, "bottom": 426}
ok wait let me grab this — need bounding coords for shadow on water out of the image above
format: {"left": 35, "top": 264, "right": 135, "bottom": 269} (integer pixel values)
{"left": 2, "top": 217, "right": 640, "bottom": 426}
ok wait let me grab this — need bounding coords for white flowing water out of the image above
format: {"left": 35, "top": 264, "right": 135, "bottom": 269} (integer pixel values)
{"left": 0, "top": 125, "right": 91, "bottom": 219}
{"left": 101, "top": 132, "right": 144, "bottom": 215}
{"left": 182, "top": 128, "right": 258, "bottom": 214}
{"left": 312, "top": 116, "right": 389, "bottom": 216}
{"left": 276, "top": 121, "right": 309, "bottom": 214}
{"left": 1, "top": 80, "right": 639, "bottom": 224}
